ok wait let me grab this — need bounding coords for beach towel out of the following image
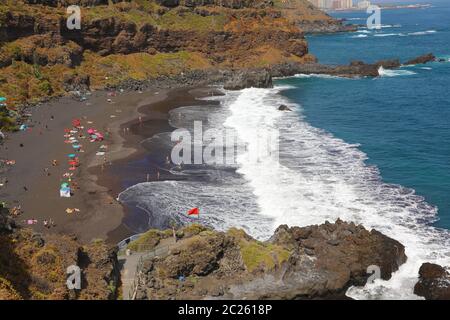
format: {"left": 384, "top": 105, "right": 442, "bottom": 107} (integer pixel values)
{"left": 60, "top": 187, "right": 71, "bottom": 197}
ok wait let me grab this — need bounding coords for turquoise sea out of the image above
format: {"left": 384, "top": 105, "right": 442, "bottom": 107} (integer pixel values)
{"left": 279, "top": 0, "right": 450, "bottom": 229}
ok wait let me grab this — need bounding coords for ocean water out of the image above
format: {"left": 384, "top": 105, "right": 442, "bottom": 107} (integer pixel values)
{"left": 118, "top": 1, "right": 450, "bottom": 299}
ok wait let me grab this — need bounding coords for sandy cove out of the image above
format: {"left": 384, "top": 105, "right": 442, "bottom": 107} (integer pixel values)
{"left": 0, "top": 88, "right": 170, "bottom": 243}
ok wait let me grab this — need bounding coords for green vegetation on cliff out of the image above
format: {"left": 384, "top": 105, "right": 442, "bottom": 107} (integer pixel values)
{"left": 0, "top": 0, "right": 335, "bottom": 125}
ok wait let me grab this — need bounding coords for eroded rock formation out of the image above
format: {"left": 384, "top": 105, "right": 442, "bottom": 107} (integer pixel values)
{"left": 133, "top": 220, "right": 406, "bottom": 300}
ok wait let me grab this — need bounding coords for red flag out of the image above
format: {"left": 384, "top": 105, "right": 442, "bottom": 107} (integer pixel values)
{"left": 187, "top": 207, "right": 199, "bottom": 216}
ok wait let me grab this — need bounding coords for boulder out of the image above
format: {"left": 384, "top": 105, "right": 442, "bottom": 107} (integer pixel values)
{"left": 414, "top": 263, "right": 450, "bottom": 300}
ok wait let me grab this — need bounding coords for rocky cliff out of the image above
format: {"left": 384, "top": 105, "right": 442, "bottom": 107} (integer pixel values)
{"left": 0, "top": 206, "right": 120, "bottom": 300}
{"left": 130, "top": 220, "right": 407, "bottom": 300}
{"left": 0, "top": 0, "right": 346, "bottom": 108}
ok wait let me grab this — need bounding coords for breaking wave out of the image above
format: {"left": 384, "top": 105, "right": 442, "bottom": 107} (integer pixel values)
{"left": 378, "top": 66, "right": 417, "bottom": 77}
{"left": 119, "top": 85, "right": 450, "bottom": 299}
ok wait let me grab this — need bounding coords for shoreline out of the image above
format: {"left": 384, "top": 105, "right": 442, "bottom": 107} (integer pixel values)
{"left": 93, "top": 87, "right": 224, "bottom": 243}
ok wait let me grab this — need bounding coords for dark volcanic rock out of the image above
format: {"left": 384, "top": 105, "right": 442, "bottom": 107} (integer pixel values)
{"left": 224, "top": 69, "right": 273, "bottom": 90}
{"left": 278, "top": 104, "right": 291, "bottom": 111}
{"left": 299, "top": 19, "right": 357, "bottom": 34}
{"left": 375, "top": 59, "right": 401, "bottom": 69}
{"left": 414, "top": 263, "right": 450, "bottom": 300}
{"left": 404, "top": 53, "right": 436, "bottom": 65}
{"left": 135, "top": 220, "right": 407, "bottom": 300}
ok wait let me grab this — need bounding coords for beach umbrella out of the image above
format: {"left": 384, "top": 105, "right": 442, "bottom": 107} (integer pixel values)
{"left": 87, "top": 128, "right": 95, "bottom": 134}
{"left": 0, "top": 97, "right": 6, "bottom": 102}
{"left": 61, "top": 182, "right": 69, "bottom": 188}
{"left": 68, "top": 160, "right": 78, "bottom": 166}
{"left": 72, "top": 119, "right": 81, "bottom": 127}
{"left": 72, "top": 144, "right": 80, "bottom": 149}
{"left": 68, "top": 154, "right": 76, "bottom": 158}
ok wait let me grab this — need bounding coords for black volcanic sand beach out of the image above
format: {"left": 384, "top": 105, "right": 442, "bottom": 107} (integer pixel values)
{"left": 0, "top": 88, "right": 170, "bottom": 243}
{"left": 91, "top": 87, "right": 223, "bottom": 243}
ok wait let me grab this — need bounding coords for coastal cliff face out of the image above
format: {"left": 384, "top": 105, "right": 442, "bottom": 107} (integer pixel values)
{"left": 131, "top": 220, "right": 406, "bottom": 300}
{"left": 0, "top": 206, "right": 120, "bottom": 300}
{"left": 0, "top": 0, "right": 350, "bottom": 108}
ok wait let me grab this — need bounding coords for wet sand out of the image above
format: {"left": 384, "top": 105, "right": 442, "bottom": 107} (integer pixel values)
{"left": 94, "top": 87, "right": 223, "bottom": 242}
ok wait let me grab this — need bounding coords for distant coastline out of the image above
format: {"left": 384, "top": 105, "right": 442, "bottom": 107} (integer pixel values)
{"left": 328, "top": 3, "right": 432, "bottom": 13}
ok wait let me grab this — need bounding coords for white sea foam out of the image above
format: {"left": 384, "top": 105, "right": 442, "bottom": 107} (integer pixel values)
{"left": 373, "top": 33, "right": 399, "bottom": 37}
{"left": 352, "top": 34, "right": 369, "bottom": 38}
{"left": 408, "top": 30, "right": 437, "bottom": 36}
{"left": 378, "top": 66, "right": 417, "bottom": 77}
{"left": 294, "top": 74, "right": 349, "bottom": 79}
{"left": 380, "top": 24, "right": 402, "bottom": 28}
{"left": 221, "top": 87, "right": 450, "bottom": 299}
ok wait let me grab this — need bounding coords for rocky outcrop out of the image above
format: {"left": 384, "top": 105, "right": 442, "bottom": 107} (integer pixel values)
{"left": 404, "top": 53, "right": 436, "bottom": 66}
{"left": 224, "top": 69, "right": 272, "bottom": 90}
{"left": 278, "top": 104, "right": 291, "bottom": 111}
{"left": 414, "top": 263, "right": 450, "bottom": 300}
{"left": 298, "top": 19, "right": 357, "bottom": 34}
{"left": 133, "top": 220, "right": 406, "bottom": 300}
{"left": 269, "top": 55, "right": 428, "bottom": 78}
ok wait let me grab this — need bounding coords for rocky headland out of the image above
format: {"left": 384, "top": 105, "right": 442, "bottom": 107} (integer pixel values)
{"left": 128, "top": 220, "right": 406, "bottom": 300}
